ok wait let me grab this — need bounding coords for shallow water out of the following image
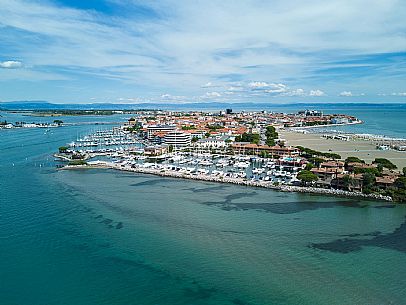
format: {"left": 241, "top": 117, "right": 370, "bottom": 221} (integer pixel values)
{"left": 1, "top": 112, "right": 406, "bottom": 305}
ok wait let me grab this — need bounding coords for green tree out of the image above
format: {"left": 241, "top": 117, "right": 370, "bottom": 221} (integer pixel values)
{"left": 305, "top": 163, "right": 314, "bottom": 170}
{"left": 251, "top": 133, "right": 260, "bottom": 145}
{"left": 393, "top": 177, "right": 406, "bottom": 202}
{"left": 68, "top": 160, "right": 87, "bottom": 166}
{"left": 342, "top": 174, "right": 356, "bottom": 191}
{"left": 395, "top": 176, "right": 406, "bottom": 189}
{"left": 265, "top": 125, "right": 278, "bottom": 146}
{"left": 259, "top": 150, "right": 268, "bottom": 158}
{"left": 354, "top": 167, "right": 380, "bottom": 176}
{"left": 323, "top": 152, "right": 342, "bottom": 160}
{"left": 266, "top": 138, "right": 275, "bottom": 146}
{"left": 168, "top": 144, "right": 174, "bottom": 153}
{"left": 308, "top": 157, "right": 325, "bottom": 167}
{"left": 58, "top": 146, "right": 68, "bottom": 153}
{"left": 236, "top": 133, "right": 260, "bottom": 144}
{"left": 373, "top": 158, "right": 397, "bottom": 170}
{"left": 72, "top": 153, "right": 85, "bottom": 160}
{"left": 362, "top": 172, "right": 376, "bottom": 193}
{"left": 181, "top": 125, "right": 196, "bottom": 130}
{"left": 297, "top": 170, "right": 318, "bottom": 186}
{"left": 296, "top": 146, "right": 341, "bottom": 159}
{"left": 345, "top": 156, "right": 365, "bottom": 164}
{"left": 402, "top": 167, "right": 406, "bottom": 176}
{"left": 206, "top": 124, "right": 223, "bottom": 131}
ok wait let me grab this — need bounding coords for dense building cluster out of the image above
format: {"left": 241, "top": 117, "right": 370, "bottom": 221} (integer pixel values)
{"left": 127, "top": 109, "right": 359, "bottom": 149}
{"left": 57, "top": 109, "right": 405, "bottom": 202}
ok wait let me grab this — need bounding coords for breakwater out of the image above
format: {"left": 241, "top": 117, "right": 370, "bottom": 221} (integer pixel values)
{"left": 61, "top": 162, "right": 393, "bottom": 202}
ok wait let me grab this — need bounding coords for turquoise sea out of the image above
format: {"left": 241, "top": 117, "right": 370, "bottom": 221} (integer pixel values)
{"left": 248, "top": 104, "right": 406, "bottom": 139}
{"left": 1, "top": 107, "right": 406, "bottom": 305}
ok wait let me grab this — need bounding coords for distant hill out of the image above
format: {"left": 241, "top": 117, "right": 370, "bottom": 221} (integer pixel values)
{"left": 0, "top": 100, "right": 404, "bottom": 111}
{"left": 0, "top": 101, "right": 260, "bottom": 111}
{"left": 0, "top": 101, "right": 161, "bottom": 110}
{"left": 0, "top": 101, "right": 56, "bottom": 110}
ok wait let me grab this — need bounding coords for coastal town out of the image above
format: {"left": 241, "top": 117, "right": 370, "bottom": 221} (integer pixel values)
{"left": 56, "top": 109, "right": 406, "bottom": 202}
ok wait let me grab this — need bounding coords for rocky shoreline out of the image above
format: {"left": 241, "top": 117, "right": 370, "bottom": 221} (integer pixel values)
{"left": 60, "top": 162, "right": 393, "bottom": 202}
{"left": 278, "top": 185, "right": 392, "bottom": 201}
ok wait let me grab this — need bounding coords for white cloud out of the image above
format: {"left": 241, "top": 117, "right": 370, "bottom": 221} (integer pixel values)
{"left": 339, "top": 91, "right": 367, "bottom": 97}
{"left": 160, "top": 94, "right": 187, "bottom": 101}
{"left": 339, "top": 91, "right": 353, "bottom": 96}
{"left": 201, "top": 82, "right": 214, "bottom": 88}
{"left": 0, "top": 1, "right": 405, "bottom": 102}
{"left": 309, "top": 89, "right": 326, "bottom": 96}
{"left": 230, "top": 81, "right": 326, "bottom": 97}
{"left": 248, "top": 81, "right": 271, "bottom": 89}
{"left": 0, "top": 60, "right": 23, "bottom": 69}
{"left": 226, "top": 85, "right": 244, "bottom": 92}
{"left": 204, "top": 91, "right": 221, "bottom": 98}
{"left": 249, "top": 82, "right": 288, "bottom": 94}
{"left": 264, "top": 83, "right": 287, "bottom": 94}
{"left": 280, "top": 88, "right": 305, "bottom": 96}
{"left": 117, "top": 97, "right": 145, "bottom": 103}
{"left": 391, "top": 92, "right": 406, "bottom": 96}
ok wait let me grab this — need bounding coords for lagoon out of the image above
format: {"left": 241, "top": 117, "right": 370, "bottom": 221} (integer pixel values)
{"left": 1, "top": 108, "right": 406, "bottom": 305}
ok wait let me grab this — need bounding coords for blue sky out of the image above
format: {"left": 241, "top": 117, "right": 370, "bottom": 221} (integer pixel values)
{"left": 0, "top": 0, "right": 405, "bottom": 104}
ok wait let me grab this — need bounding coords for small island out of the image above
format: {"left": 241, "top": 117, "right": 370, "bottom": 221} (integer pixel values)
{"left": 21, "top": 109, "right": 130, "bottom": 117}
{"left": 0, "top": 119, "right": 64, "bottom": 129}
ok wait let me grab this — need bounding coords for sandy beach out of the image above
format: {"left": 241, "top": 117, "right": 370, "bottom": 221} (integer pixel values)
{"left": 280, "top": 130, "right": 406, "bottom": 169}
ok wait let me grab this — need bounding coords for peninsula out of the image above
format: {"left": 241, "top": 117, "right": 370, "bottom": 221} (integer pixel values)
{"left": 56, "top": 108, "right": 406, "bottom": 202}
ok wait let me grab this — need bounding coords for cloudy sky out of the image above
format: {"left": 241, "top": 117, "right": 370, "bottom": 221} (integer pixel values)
{"left": 0, "top": 0, "right": 405, "bottom": 104}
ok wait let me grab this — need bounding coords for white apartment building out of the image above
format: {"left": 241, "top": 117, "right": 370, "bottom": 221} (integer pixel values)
{"left": 163, "top": 131, "right": 191, "bottom": 148}
{"left": 196, "top": 136, "right": 228, "bottom": 149}
{"left": 146, "top": 125, "right": 176, "bottom": 139}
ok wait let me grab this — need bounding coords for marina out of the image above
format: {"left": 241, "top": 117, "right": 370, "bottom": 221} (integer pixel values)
{"left": 61, "top": 160, "right": 392, "bottom": 201}
{"left": 60, "top": 126, "right": 306, "bottom": 187}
